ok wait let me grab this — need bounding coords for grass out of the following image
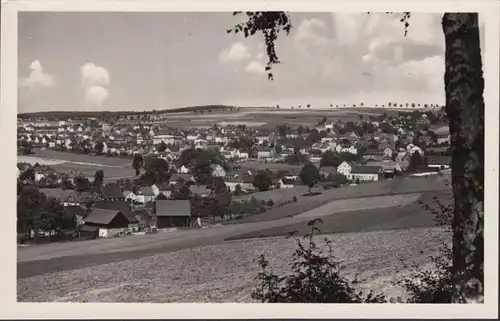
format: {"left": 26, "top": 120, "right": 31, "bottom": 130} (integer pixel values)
{"left": 229, "top": 176, "right": 450, "bottom": 224}
{"left": 226, "top": 190, "right": 450, "bottom": 241}
{"left": 17, "top": 226, "right": 449, "bottom": 302}
{"left": 50, "top": 162, "right": 134, "bottom": 179}
{"left": 33, "top": 149, "right": 133, "bottom": 167}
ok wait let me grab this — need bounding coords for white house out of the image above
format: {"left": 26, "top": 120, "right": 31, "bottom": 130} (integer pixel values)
{"left": 337, "top": 161, "right": 354, "bottom": 176}
{"left": 348, "top": 166, "right": 381, "bottom": 181}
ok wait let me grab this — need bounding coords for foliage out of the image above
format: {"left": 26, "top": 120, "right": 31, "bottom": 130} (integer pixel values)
{"left": 156, "top": 193, "right": 168, "bottom": 200}
{"left": 93, "top": 170, "right": 104, "bottom": 187}
{"left": 320, "top": 150, "right": 342, "bottom": 168}
{"left": 299, "top": 163, "right": 320, "bottom": 193}
{"left": 132, "top": 154, "right": 144, "bottom": 176}
{"left": 252, "top": 218, "right": 387, "bottom": 303}
{"left": 74, "top": 176, "right": 91, "bottom": 192}
{"left": 253, "top": 170, "right": 274, "bottom": 191}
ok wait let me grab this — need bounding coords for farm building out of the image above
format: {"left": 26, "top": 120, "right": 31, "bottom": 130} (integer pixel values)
{"left": 135, "top": 186, "right": 156, "bottom": 204}
{"left": 348, "top": 166, "right": 381, "bottom": 181}
{"left": 155, "top": 200, "right": 191, "bottom": 229}
{"left": 80, "top": 208, "right": 130, "bottom": 238}
{"left": 94, "top": 200, "right": 139, "bottom": 230}
{"left": 63, "top": 190, "right": 101, "bottom": 207}
{"left": 152, "top": 182, "right": 172, "bottom": 198}
{"left": 100, "top": 187, "right": 125, "bottom": 201}
{"left": 63, "top": 205, "right": 85, "bottom": 226}
{"left": 427, "top": 155, "right": 451, "bottom": 169}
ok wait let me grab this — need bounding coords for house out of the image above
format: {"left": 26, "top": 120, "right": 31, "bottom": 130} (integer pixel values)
{"left": 319, "top": 166, "right": 338, "bottom": 178}
{"left": 257, "top": 148, "right": 276, "bottom": 160}
{"left": 190, "top": 185, "right": 212, "bottom": 197}
{"left": 135, "top": 186, "right": 156, "bottom": 204}
{"left": 211, "top": 164, "right": 226, "bottom": 177}
{"left": 169, "top": 173, "right": 195, "bottom": 185}
{"left": 152, "top": 182, "right": 172, "bottom": 198}
{"left": 337, "top": 161, "right": 355, "bottom": 176}
{"left": 155, "top": 200, "right": 192, "bottom": 229}
{"left": 94, "top": 200, "right": 139, "bottom": 230}
{"left": 279, "top": 177, "right": 295, "bottom": 189}
{"left": 101, "top": 187, "right": 125, "bottom": 201}
{"left": 81, "top": 208, "right": 130, "bottom": 238}
{"left": 427, "top": 155, "right": 451, "bottom": 169}
{"left": 63, "top": 191, "right": 101, "bottom": 207}
{"left": 123, "top": 190, "right": 136, "bottom": 203}
{"left": 348, "top": 166, "right": 381, "bottom": 181}
{"left": 64, "top": 206, "right": 85, "bottom": 226}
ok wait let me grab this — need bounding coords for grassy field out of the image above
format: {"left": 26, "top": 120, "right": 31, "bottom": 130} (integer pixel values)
{"left": 49, "top": 162, "right": 134, "bottom": 179}
{"left": 230, "top": 176, "right": 450, "bottom": 224}
{"left": 227, "top": 190, "right": 450, "bottom": 241}
{"left": 33, "top": 149, "right": 132, "bottom": 167}
{"left": 17, "top": 226, "right": 449, "bottom": 302}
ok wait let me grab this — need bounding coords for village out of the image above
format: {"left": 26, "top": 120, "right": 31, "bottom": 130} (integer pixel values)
{"left": 16, "top": 106, "right": 452, "bottom": 243}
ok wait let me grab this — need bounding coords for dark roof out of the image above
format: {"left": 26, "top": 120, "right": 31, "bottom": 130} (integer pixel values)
{"left": 84, "top": 208, "right": 122, "bottom": 225}
{"left": 94, "top": 200, "right": 137, "bottom": 223}
{"left": 190, "top": 185, "right": 211, "bottom": 196}
{"left": 155, "top": 200, "right": 191, "bottom": 217}
{"left": 101, "top": 187, "right": 124, "bottom": 199}
{"left": 320, "top": 166, "right": 337, "bottom": 175}
{"left": 64, "top": 205, "right": 85, "bottom": 218}
{"left": 281, "top": 177, "right": 295, "bottom": 185}
{"left": 79, "top": 225, "right": 99, "bottom": 232}
{"left": 351, "top": 166, "right": 381, "bottom": 174}
{"left": 169, "top": 173, "right": 194, "bottom": 183}
{"left": 139, "top": 186, "right": 155, "bottom": 196}
{"left": 427, "top": 155, "right": 451, "bottom": 165}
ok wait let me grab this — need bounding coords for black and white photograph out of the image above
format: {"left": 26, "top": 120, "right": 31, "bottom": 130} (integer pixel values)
{"left": 2, "top": 0, "right": 498, "bottom": 318}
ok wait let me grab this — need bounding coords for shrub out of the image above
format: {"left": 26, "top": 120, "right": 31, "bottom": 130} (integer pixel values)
{"left": 259, "top": 206, "right": 266, "bottom": 213}
{"left": 267, "top": 199, "right": 275, "bottom": 207}
{"left": 292, "top": 196, "right": 298, "bottom": 202}
{"left": 252, "top": 218, "right": 387, "bottom": 303}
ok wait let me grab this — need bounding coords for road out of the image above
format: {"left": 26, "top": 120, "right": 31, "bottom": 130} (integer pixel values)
{"left": 17, "top": 191, "right": 444, "bottom": 279}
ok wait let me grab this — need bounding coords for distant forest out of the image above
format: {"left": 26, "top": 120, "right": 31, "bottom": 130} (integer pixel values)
{"left": 17, "top": 104, "right": 252, "bottom": 119}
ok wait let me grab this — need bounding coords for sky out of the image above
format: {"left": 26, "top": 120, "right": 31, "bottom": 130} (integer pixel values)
{"left": 17, "top": 12, "right": 485, "bottom": 113}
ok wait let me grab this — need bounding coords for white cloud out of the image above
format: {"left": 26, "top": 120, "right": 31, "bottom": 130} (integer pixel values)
{"left": 85, "top": 86, "right": 109, "bottom": 107}
{"left": 245, "top": 61, "right": 266, "bottom": 74}
{"left": 80, "top": 63, "right": 110, "bottom": 87}
{"left": 80, "top": 62, "right": 110, "bottom": 107}
{"left": 219, "top": 42, "right": 251, "bottom": 63}
{"left": 19, "top": 60, "right": 55, "bottom": 90}
{"left": 294, "top": 18, "right": 329, "bottom": 51}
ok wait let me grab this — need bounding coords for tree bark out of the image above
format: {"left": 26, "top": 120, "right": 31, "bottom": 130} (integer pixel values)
{"left": 442, "top": 13, "right": 484, "bottom": 303}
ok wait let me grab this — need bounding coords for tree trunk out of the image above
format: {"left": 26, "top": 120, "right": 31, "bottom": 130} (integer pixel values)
{"left": 442, "top": 13, "right": 484, "bottom": 303}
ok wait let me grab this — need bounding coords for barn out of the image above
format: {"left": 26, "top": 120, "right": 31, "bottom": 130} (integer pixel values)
{"left": 81, "top": 208, "right": 130, "bottom": 238}
{"left": 155, "top": 200, "right": 191, "bottom": 229}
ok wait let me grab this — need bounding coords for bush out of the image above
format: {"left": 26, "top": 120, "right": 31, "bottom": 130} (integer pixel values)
{"left": 267, "top": 199, "right": 275, "bottom": 207}
{"left": 259, "top": 206, "right": 266, "bottom": 213}
{"left": 252, "top": 218, "right": 387, "bottom": 303}
{"left": 292, "top": 196, "right": 298, "bottom": 202}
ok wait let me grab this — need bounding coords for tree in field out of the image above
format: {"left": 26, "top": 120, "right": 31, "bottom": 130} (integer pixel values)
{"left": 360, "top": 102, "right": 364, "bottom": 107}
{"left": 229, "top": 11, "right": 484, "bottom": 303}
{"left": 132, "top": 153, "right": 144, "bottom": 176}
{"left": 307, "top": 104, "right": 311, "bottom": 108}
{"left": 409, "top": 151, "right": 423, "bottom": 171}
{"left": 299, "top": 163, "right": 320, "bottom": 194}
{"left": 74, "top": 176, "right": 91, "bottom": 192}
{"left": 253, "top": 170, "right": 274, "bottom": 191}
{"left": 93, "top": 170, "right": 104, "bottom": 187}
{"left": 388, "top": 102, "right": 392, "bottom": 107}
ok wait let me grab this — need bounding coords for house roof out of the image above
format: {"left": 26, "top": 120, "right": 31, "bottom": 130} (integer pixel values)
{"left": 190, "top": 185, "right": 211, "bottom": 196}
{"left": 281, "top": 177, "right": 295, "bottom": 185}
{"left": 64, "top": 205, "right": 85, "bottom": 218}
{"left": 94, "top": 200, "right": 137, "bottom": 223}
{"left": 155, "top": 200, "right": 191, "bottom": 217}
{"left": 427, "top": 155, "right": 451, "bottom": 165}
{"left": 84, "top": 208, "right": 123, "bottom": 225}
{"left": 320, "top": 166, "right": 337, "bottom": 175}
{"left": 139, "top": 186, "right": 155, "bottom": 196}
{"left": 101, "top": 187, "right": 124, "bottom": 199}
{"left": 169, "top": 173, "right": 194, "bottom": 183}
{"left": 351, "top": 165, "right": 381, "bottom": 174}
